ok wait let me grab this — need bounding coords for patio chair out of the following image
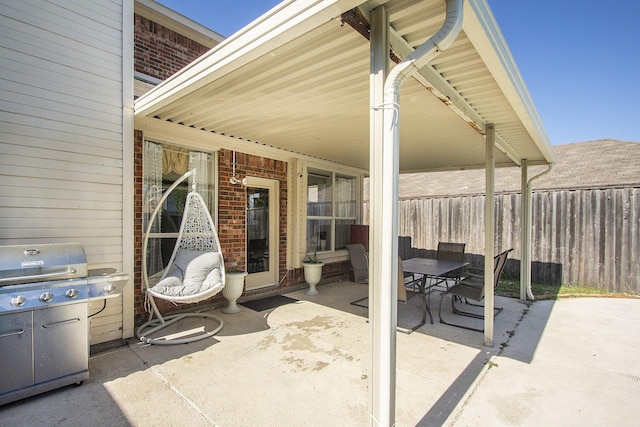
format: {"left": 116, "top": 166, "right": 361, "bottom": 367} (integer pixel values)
{"left": 431, "top": 241, "right": 466, "bottom": 289}
{"left": 399, "top": 235, "right": 421, "bottom": 289}
{"left": 437, "top": 242, "right": 466, "bottom": 262}
{"left": 351, "top": 256, "right": 423, "bottom": 333}
{"left": 396, "top": 257, "right": 426, "bottom": 332}
{"left": 138, "top": 169, "right": 226, "bottom": 345}
{"left": 346, "top": 243, "right": 368, "bottom": 283}
{"left": 347, "top": 243, "right": 369, "bottom": 307}
{"left": 438, "top": 248, "right": 513, "bottom": 332}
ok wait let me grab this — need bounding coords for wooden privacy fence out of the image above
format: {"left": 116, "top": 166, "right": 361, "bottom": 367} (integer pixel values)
{"left": 364, "top": 187, "right": 639, "bottom": 294}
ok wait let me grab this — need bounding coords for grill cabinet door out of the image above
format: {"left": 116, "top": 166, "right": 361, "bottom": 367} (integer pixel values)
{"left": 0, "top": 311, "right": 34, "bottom": 394}
{"left": 33, "top": 304, "right": 88, "bottom": 384}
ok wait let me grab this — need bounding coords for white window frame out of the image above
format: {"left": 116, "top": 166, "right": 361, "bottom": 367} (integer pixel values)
{"left": 303, "top": 166, "right": 361, "bottom": 264}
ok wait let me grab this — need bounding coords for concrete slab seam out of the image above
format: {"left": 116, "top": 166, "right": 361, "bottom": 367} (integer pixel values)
{"left": 126, "top": 341, "right": 219, "bottom": 426}
{"left": 447, "top": 303, "right": 531, "bottom": 425}
{"left": 147, "top": 364, "right": 218, "bottom": 426}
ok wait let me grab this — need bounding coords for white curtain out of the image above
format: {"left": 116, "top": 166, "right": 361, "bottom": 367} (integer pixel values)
{"left": 189, "top": 151, "right": 212, "bottom": 208}
{"left": 144, "top": 141, "right": 163, "bottom": 277}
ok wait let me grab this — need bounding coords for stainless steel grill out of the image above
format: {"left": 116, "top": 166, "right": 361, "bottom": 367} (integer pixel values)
{"left": 0, "top": 243, "right": 128, "bottom": 406}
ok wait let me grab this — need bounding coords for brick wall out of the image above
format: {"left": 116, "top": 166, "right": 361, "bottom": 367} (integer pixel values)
{"left": 134, "top": 14, "right": 211, "bottom": 81}
{"left": 217, "top": 150, "right": 287, "bottom": 275}
{"left": 217, "top": 149, "right": 350, "bottom": 296}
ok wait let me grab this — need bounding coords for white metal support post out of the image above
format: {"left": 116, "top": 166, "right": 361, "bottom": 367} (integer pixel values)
{"left": 484, "top": 123, "right": 496, "bottom": 346}
{"left": 368, "top": 6, "right": 395, "bottom": 426}
{"left": 520, "top": 159, "right": 530, "bottom": 301}
{"left": 369, "top": 1, "right": 463, "bottom": 422}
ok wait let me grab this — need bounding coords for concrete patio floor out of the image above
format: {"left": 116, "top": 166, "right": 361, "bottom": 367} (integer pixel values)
{"left": 1, "top": 280, "right": 639, "bottom": 426}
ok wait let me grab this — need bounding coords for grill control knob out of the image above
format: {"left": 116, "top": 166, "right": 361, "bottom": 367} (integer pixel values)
{"left": 66, "top": 288, "right": 79, "bottom": 299}
{"left": 39, "top": 292, "right": 54, "bottom": 303}
{"left": 104, "top": 283, "right": 116, "bottom": 294}
{"left": 11, "top": 296, "right": 26, "bottom": 307}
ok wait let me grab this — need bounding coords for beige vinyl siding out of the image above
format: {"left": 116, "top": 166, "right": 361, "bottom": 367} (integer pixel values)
{"left": 0, "top": 0, "right": 128, "bottom": 344}
{"left": 89, "top": 297, "right": 124, "bottom": 345}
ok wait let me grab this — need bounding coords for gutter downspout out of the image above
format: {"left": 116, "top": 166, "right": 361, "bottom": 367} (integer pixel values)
{"left": 383, "top": 0, "right": 464, "bottom": 100}
{"left": 521, "top": 161, "right": 554, "bottom": 300}
{"left": 369, "top": 0, "right": 463, "bottom": 425}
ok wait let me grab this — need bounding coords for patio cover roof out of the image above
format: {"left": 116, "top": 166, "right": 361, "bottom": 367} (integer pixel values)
{"left": 135, "top": 0, "right": 555, "bottom": 173}
{"left": 134, "top": 1, "right": 555, "bottom": 424}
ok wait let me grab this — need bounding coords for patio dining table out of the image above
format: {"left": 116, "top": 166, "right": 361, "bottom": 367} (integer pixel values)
{"left": 402, "top": 257, "right": 469, "bottom": 331}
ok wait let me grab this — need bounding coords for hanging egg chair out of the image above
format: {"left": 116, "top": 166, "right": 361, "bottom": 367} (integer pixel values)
{"left": 137, "top": 169, "right": 225, "bottom": 345}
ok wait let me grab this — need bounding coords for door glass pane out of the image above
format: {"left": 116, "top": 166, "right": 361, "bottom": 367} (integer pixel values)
{"left": 247, "top": 187, "right": 269, "bottom": 274}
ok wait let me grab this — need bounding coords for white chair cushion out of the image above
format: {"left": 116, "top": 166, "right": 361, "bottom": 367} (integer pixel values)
{"left": 151, "top": 250, "right": 222, "bottom": 297}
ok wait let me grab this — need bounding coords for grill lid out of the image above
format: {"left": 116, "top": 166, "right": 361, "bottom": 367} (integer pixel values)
{"left": 0, "top": 243, "right": 88, "bottom": 286}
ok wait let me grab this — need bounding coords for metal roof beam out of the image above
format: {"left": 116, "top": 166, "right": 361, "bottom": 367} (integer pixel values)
{"left": 388, "top": 28, "right": 522, "bottom": 166}
{"left": 343, "top": 6, "right": 523, "bottom": 168}
{"left": 390, "top": 28, "right": 485, "bottom": 134}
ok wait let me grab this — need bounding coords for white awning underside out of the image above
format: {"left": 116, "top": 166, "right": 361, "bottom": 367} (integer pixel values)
{"left": 135, "top": 0, "right": 554, "bottom": 173}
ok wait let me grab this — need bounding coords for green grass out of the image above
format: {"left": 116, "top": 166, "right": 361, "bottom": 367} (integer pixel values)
{"left": 495, "top": 278, "right": 633, "bottom": 300}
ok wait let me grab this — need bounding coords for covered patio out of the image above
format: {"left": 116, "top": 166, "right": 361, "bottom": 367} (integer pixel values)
{"left": 2, "top": 281, "right": 638, "bottom": 425}
{"left": 134, "top": 0, "right": 555, "bottom": 423}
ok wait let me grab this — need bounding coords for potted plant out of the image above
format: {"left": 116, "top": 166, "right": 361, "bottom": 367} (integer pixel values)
{"left": 303, "top": 249, "right": 324, "bottom": 296}
{"left": 222, "top": 264, "right": 247, "bottom": 314}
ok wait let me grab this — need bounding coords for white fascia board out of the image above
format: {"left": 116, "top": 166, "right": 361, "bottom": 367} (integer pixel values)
{"left": 134, "top": 0, "right": 363, "bottom": 117}
{"left": 465, "top": 0, "right": 556, "bottom": 164}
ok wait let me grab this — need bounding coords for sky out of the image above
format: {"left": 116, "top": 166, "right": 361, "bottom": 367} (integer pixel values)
{"left": 156, "top": 0, "right": 640, "bottom": 146}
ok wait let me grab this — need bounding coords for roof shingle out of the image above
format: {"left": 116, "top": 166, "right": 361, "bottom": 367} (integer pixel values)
{"left": 384, "top": 139, "right": 640, "bottom": 200}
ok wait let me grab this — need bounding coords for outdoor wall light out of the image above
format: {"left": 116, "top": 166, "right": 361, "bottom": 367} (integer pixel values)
{"left": 229, "top": 176, "right": 247, "bottom": 186}
{"left": 229, "top": 150, "right": 246, "bottom": 186}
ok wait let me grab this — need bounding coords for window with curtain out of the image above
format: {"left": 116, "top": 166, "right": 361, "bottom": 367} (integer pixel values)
{"left": 306, "top": 168, "right": 357, "bottom": 255}
{"left": 143, "top": 140, "right": 215, "bottom": 278}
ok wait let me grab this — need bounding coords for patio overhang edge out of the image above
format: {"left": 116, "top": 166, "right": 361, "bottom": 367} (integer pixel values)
{"left": 134, "top": 0, "right": 556, "bottom": 173}
{"left": 134, "top": 0, "right": 364, "bottom": 118}
{"left": 465, "top": 0, "right": 556, "bottom": 165}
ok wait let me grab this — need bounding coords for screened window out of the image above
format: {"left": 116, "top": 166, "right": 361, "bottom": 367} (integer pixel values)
{"left": 306, "top": 168, "right": 357, "bottom": 254}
